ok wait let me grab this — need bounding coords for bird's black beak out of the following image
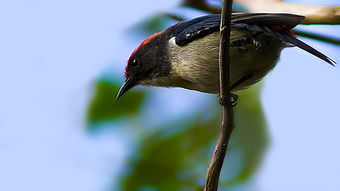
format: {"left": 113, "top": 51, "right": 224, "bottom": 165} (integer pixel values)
{"left": 116, "top": 76, "right": 137, "bottom": 100}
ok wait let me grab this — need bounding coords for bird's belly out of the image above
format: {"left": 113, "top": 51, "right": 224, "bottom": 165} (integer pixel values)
{"left": 169, "top": 32, "right": 284, "bottom": 94}
{"left": 185, "top": 54, "right": 279, "bottom": 94}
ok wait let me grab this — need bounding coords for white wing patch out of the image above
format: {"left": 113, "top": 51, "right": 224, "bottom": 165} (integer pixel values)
{"left": 168, "top": 37, "right": 177, "bottom": 46}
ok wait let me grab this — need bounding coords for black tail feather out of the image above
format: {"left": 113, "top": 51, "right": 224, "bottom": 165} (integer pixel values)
{"left": 232, "top": 22, "right": 336, "bottom": 66}
{"left": 281, "top": 32, "right": 336, "bottom": 66}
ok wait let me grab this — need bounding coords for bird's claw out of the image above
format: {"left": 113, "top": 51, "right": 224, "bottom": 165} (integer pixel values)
{"left": 219, "top": 93, "right": 238, "bottom": 107}
{"left": 230, "top": 93, "right": 238, "bottom": 107}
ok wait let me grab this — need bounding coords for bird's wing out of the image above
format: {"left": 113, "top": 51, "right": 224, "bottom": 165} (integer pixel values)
{"left": 231, "top": 14, "right": 336, "bottom": 65}
{"left": 174, "top": 13, "right": 336, "bottom": 66}
{"left": 174, "top": 13, "right": 303, "bottom": 46}
{"left": 231, "top": 13, "right": 304, "bottom": 27}
{"left": 174, "top": 14, "right": 221, "bottom": 46}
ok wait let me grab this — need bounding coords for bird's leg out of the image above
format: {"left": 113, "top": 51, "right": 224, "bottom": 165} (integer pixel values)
{"left": 220, "top": 73, "right": 254, "bottom": 107}
{"left": 230, "top": 73, "right": 254, "bottom": 90}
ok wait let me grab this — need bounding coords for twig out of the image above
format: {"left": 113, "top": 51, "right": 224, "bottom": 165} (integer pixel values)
{"left": 182, "top": 0, "right": 220, "bottom": 13}
{"left": 235, "top": 0, "right": 340, "bottom": 24}
{"left": 204, "top": 0, "right": 234, "bottom": 191}
{"left": 293, "top": 29, "right": 340, "bottom": 45}
{"left": 162, "top": 13, "right": 185, "bottom": 22}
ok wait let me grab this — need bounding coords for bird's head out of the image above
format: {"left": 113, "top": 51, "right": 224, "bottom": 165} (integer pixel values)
{"left": 116, "top": 32, "right": 172, "bottom": 99}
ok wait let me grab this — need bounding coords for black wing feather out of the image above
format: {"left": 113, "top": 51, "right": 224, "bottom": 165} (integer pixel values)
{"left": 231, "top": 13, "right": 305, "bottom": 27}
{"left": 175, "top": 13, "right": 304, "bottom": 46}
{"left": 231, "top": 23, "right": 336, "bottom": 66}
{"left": 175, "top": 15, "right": 220, "bottom": 46}
{"left": 280, "top": 32, "right": 336, "bottom": 65}
{"left": 174, "top": 13, "right": 336, "bottom": 66}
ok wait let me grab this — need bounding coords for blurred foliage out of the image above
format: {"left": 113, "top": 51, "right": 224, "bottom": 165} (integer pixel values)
{"left": 87, "top": 80, "right": 146, "bottom": 123}
{"left": 86, "top": 1, "right": 269, "bottom": 190}
{"left": 224, "top": 85, "right": 268, "bottom": 186}
{"left": 121, "top": 114, "right": 219, "bottom": 191}
{"left": 119, "top": 85, "right": 267, "bottom": 191}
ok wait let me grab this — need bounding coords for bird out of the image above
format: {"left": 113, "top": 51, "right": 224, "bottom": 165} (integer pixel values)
{"left": 116, "top": 13, "right": 336, "bottom": 99}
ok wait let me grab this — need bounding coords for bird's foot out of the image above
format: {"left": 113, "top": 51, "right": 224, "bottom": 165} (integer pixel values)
{"left": 230, "top": 93, "right": 238, "bottom": 107}
{"left": 219, "top": 93, "right": 238, "bottom": 107}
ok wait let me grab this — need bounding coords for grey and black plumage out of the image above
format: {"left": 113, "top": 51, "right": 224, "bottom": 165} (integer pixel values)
{"left": 117, "top": 13, "right": 336, "bottom": 98}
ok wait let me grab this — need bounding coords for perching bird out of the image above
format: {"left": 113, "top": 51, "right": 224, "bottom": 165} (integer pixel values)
{"left": 117, "top": 13, "right": 336, "bottom": 99}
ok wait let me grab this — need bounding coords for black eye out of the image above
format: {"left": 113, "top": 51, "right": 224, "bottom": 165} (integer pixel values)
{"left": 131, "top": 59, "right": 138, "bottom": 66}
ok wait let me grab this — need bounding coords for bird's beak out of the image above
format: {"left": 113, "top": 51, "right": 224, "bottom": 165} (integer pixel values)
{"left": 116, "top": 76, "right": 137, "bottom": 100}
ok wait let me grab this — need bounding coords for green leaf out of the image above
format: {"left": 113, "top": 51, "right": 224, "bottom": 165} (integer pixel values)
{"left": 120, "top": 114, "right": 220, "bottom": 191}
{"left": 87, "top": 80, "right": 146, "bottom": 124}
{"left": 128, "top": 15, "right": 178, "bottom": 38}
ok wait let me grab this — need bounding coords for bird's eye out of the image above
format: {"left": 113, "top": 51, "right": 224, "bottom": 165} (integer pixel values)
{"left": 131, "top": 59, "right": 138, "bottom": 66}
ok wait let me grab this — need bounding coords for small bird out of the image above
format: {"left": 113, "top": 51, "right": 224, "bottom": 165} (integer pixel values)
{"left": 117, "top": 13, "right": 336, "bottom": 99}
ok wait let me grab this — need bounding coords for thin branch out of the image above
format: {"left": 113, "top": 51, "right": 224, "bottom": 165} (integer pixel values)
{"left": 235, "top": 0, "right": 340, "bottom": 24}
{"left": 162, "top": 13, "right": 185, "bottom": 22}
{"left": 204, "top": 0, "right": 234, "bottom": 191}
{"left": 181, "top": 0, "right": 220, "bottom": 14}
{"left": 293, "top": 29, "right": 340, "bottom": 45}
{"left": 182, "top": 0, "right": 340, "bottom": 24}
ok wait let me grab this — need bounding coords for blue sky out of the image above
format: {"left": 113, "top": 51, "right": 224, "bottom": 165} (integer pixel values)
{"left": 0, "top": 0, "right": 339, "bottom": 191}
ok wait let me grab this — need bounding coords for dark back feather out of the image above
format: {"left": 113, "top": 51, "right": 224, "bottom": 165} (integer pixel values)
{"left": 174, "top": 13, "right": 336, "bottom": 66}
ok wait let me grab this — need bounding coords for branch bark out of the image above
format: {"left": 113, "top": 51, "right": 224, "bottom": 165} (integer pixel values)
{"left": 236, "top": 0, "right": 340, "bottom": 24}
{"left": 182, "top": 0, "right": 340, "bottom": 24}
{"left": 204, "top": 0, "right": 234, "bottom": 191}
{"left": 182, "top": 0, "right": 220, "bottom": 14}
{"left": 293, "top": 29, "right": 340, "bottom": 45}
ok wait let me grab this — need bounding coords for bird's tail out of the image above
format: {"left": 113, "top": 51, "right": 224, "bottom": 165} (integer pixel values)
{"left": 279, "top": 30, "right": 336, "bottom": 66}
{"left": 232, "top": 13, "right": 336, "bottom": 66}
